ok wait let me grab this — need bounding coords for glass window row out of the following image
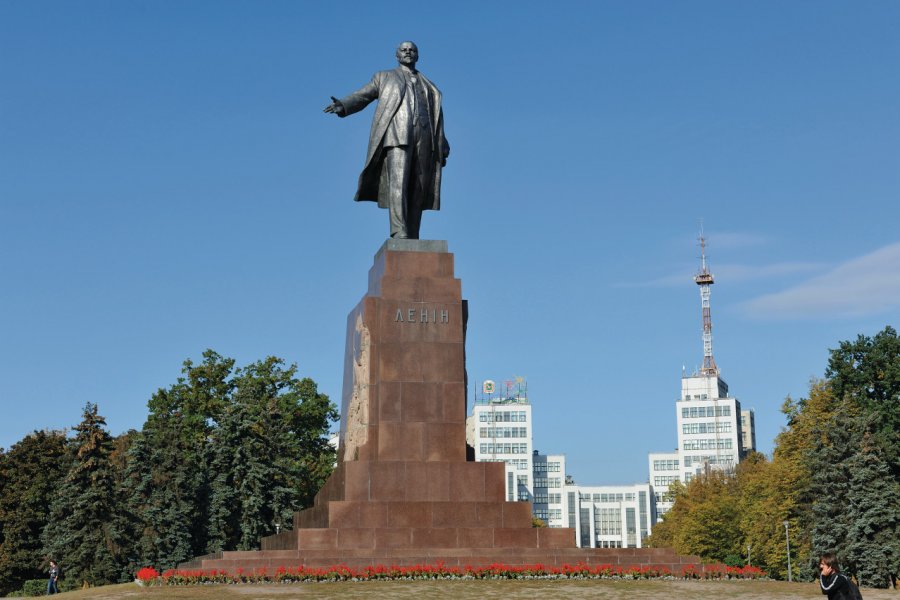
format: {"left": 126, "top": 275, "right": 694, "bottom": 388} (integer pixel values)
{"left": 533, "top": 461, "right": 561, "bottom": 472}
{"left": 534, "top": 477, "right": 562, "bottom": 488}
{"left": 652, "top": 459, "right": 679, "bottom": 471}
{"left": 683, "top": 438, "right": 733, "bottom": 451}
{"left": 681, "top": 405, "right": 731, "bottom": 418}
{"left": 653, "top": 475, "right": 680, "bottom": 487}
{"left": 479, "top": 443, "right": 529, "bottom": 454}
{"left": 684, "top": 453, "right": 735, "bottom": 466}
{"left": 479, "top": 427, "right": 528, "bottom": 438}
{"left": 478, "top": 410, "right": 528, "bottom": 422}
{"left": 682, "top": 422, "right": 732, "bottom": 435}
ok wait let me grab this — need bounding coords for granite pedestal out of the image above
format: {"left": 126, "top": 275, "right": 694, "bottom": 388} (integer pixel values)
{"left": 180, "top": 241, "right": 702, "bottom": 572}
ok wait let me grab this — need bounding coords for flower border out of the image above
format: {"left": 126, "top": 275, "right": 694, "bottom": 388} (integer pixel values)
{"left": 135, "top": 562, "right": 766, "bottom": 585}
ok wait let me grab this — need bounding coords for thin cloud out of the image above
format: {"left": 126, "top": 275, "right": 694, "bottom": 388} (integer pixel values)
{"left": 714, "top": 262, "right": 825, "bottom": 283}
{"left": 741, "top": 242, "right": 900, "bottom": 319}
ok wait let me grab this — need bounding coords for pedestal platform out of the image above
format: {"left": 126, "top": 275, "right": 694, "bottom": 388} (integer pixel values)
{"left": 180, "top": 241, "right": 702, "bottom": 572}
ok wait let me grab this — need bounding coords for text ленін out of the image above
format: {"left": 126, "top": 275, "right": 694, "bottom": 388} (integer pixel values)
{"left": 395, "top": 306, "right": 449, "bottom": 324}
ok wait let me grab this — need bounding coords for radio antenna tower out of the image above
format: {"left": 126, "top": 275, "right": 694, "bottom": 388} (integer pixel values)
{"left": 694, "top": 233, "right": 718, "bottom": 375}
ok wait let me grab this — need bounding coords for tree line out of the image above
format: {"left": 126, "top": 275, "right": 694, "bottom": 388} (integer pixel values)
{"left": 0, "top": 350, "right": 338, "bottom": 595}
{"left": 648, "top": 326, "right": 900, "bottom": 588}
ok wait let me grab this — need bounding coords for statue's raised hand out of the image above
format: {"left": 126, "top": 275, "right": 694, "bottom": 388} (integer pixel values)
{"left": 323, "top": 96, "right": 345, "bottom": 116}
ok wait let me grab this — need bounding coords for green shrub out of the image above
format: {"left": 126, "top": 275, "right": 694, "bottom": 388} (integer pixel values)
{"left": 8, "top": 579, "right": 47, "bottom": 597}
{"left": 723, "top": 554, "right": 745, "bottom": 568}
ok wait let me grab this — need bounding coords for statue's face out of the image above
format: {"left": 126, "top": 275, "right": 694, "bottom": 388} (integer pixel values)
{"left": 396, "top": 42, "right": 418, "bottom": 67}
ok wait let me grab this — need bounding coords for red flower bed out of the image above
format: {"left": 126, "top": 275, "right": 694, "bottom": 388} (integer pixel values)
{"left": 139, "top": 561, "right": 766, "bottom": 585}
{"left": 136, "top": 566, "right": 160, "bottom": 583}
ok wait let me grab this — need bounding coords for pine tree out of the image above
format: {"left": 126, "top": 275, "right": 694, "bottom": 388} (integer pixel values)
{"left": 826, "top": 326, "right": 900, "bottom": 476}
{"left": 124, "top": 350, "right": 235, "bottom": 568}
{"left": 207, "top": 357, "right": 336, "bottom": 551}
{"left": 0, "top": 430, "right": 69, "bottom": 596}
{"left": 846, "top": 430, "right": 900, "bottom": 588}
{"left": 42, "top": 403, "right": 128, "bottom": 585}
{"left": 107, "top": 431, "right": 140, "bottom": 576}
{"left": 807, "top": 400, "right": 859, "bottom": 570}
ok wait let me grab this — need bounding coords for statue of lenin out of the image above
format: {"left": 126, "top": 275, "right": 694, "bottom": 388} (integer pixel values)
{"left": 324, "top": 42, "right": 450, "bottom": 239}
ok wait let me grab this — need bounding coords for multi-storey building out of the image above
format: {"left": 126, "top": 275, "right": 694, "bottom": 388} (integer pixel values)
{"left": 564, "top": 480, "right": 656, "bottom": 548}
{"left": 676, "top": 373, "right": 743, "bottom": 482}
{"left": 467, "top": 380, "right": 534, "bottom": 503}
{"left": 531, "top": 451, "right": 566, "bottom": 527}
{"left": 648, "top": 236, "right": 755, "bottom": 520}
{"left": 468, "top": 383, "right": 655, "bottom": 549}
{"left": 741, "top": 409, "right": 757, "bottom": 456}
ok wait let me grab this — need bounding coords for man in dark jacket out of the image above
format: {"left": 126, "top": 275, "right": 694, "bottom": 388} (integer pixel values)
{"left": 324, "top": 41, "right": 449, "bottom": 239}
{"left": 819, "top": 553, "right": 862, "bottom": 600}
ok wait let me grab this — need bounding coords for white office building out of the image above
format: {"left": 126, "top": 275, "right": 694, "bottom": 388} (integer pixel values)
{"left": 564, "top": 480, "right": 656, "bottom": 548}
{"left": 676, "top": 373, "right": 743, "bottom": 482}
{"left": 531, "top": 451, "right": 566, "bottom": 527}
{"left": 468, "top": 381, "right": 534, "bottom": 502}
{"left": 467, "top": 381, "right": 654, "bottom": 548}
{"left": 648, "top": 451, "right": 681, "bottom": 517}
{"left": 741, "top": 409, "right": 757, "bottom": 455}
{"left": 648, "top": 236, "right": 755, "bottom": 521}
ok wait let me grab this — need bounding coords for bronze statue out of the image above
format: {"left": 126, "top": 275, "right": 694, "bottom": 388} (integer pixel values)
{"left": 324, "top": 41, "right": 449, "bottom": 239}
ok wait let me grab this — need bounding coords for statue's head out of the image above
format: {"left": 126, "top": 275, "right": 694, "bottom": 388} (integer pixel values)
{"left": 396, "top": 41, "right": 418, "bottom": 68}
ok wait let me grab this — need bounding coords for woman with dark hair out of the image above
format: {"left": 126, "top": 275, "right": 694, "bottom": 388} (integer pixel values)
{"left": 819, "top": 553, "right": 862, "bottom": 600}
{"left": 46, "top": 560, "right": 59, "bottom": 595}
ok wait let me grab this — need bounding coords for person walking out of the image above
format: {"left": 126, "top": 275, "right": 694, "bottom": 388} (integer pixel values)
{"left": 46, "top": 560, "right": 60, "bottom": 595}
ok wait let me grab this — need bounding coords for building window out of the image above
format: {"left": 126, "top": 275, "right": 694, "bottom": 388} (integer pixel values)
{"left": 639, "top": 491, "right": 648, "bottom": 540}
{"left": 567, "top": 493, "right": 576, "bottom": 529}
{"left": 594, "top": 507, "right": 621, "bottom": 535}
{"left": 626, "top": 507, "right": 637, "bottom": 548}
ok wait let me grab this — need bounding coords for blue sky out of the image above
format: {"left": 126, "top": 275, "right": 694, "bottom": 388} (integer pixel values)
{"left": 2, "top": 1, "right": 898, "bottom": 485}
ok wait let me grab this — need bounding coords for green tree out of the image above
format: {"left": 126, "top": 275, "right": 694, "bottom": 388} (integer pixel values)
{"left": 207, "top": 357, "right": 337, "bottom": 551}
{"left": 107, "top": 431, "right": 139, "bottom": 576}
{"left": 734, "top": 452, "right": 784, "bottom": 577}
{"left": 845, "top": 431, "right": 900, "bottom": 588}
{"left": 807, "top": 400, "right": 859, "bottom": 574}
{"left": 647, "top": 471, "right": 742, "bottom": 563}
{"left": 762, "top": 382, "right": 837, "bottom": 580}
{"left": 826, "top": 326, "right": 900, "bottom": 475}
{"left": 807, "top": 326, "right": 899, "bottom": 586}
{"left": 124, "top": 350, "right": 235, "bottom": 568}
{"left": 0, "top": 430, "right": 69, "bottom": 596}
{"left": 42, "top": 403, "right": 129, "bottom": 585}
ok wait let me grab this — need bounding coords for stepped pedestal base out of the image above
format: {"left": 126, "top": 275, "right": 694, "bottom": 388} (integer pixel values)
{"left": 180, "top": 242, "right": 702, "bottom": 573}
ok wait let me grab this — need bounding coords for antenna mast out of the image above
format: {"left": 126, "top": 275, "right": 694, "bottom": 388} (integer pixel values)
{"left": 694, "top": 234, "right": 718, "bottom": 375}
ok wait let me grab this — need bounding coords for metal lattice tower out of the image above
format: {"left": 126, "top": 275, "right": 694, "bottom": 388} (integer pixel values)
{"left": 694, "top": 235, "right": 718, "bottom": 375}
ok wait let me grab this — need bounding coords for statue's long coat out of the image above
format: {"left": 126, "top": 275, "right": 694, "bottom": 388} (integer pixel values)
{"left": 338, "top": 67, "right": 449, "bottom": 211}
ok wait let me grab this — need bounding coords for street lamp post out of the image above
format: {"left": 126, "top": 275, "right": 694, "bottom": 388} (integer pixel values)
{"left": 747, "top": 544, "right": 751, "bottom": 566}
{"left": 783, "top": 520, "right": 792, "bottom": 582}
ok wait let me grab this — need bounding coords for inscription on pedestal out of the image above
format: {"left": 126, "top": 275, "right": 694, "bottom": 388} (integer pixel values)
{"left": 395, "top": 305, "right": 450, "bottom": 324}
